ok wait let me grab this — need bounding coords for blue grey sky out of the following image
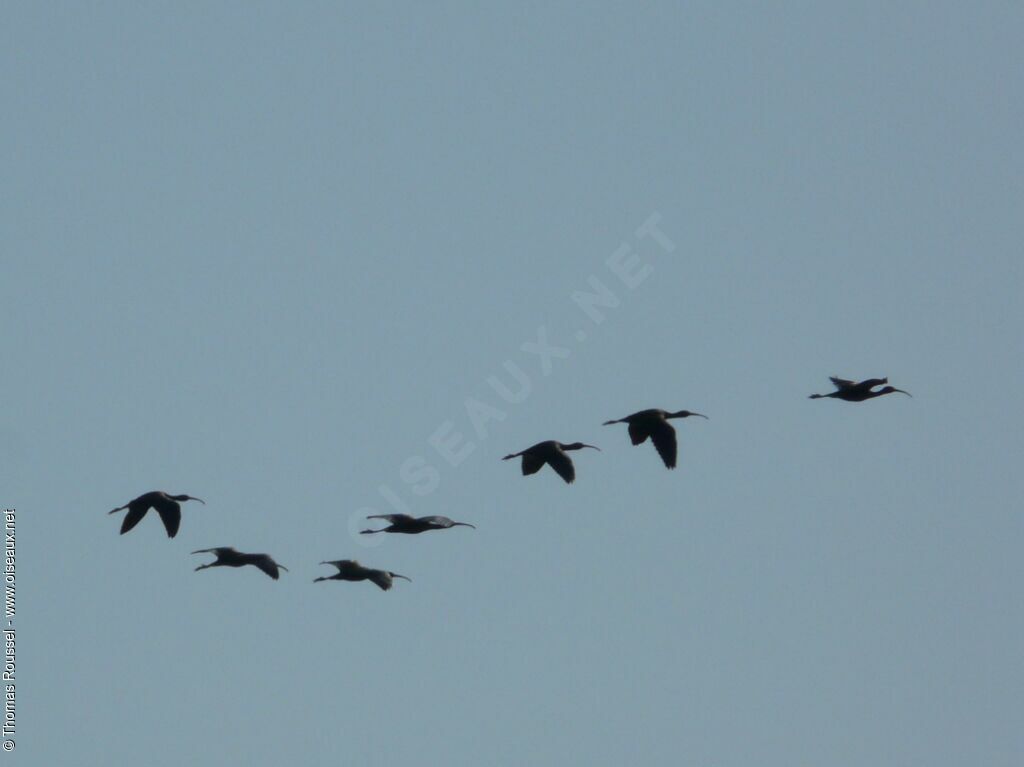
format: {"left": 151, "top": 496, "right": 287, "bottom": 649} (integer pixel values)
{"left": 4, "top": 3, "right": 1022, "bottom": 765}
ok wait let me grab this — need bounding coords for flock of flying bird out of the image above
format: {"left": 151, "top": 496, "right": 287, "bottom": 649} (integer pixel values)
{"left": 108, "top": 375, "right": 911, "bottom": 590}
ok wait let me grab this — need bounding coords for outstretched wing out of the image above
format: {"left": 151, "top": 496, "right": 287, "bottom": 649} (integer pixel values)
{"left": 858, "top": 378, "right": 888, "bottom": 389}
{"left": 521, "top": 453, "right": 544, "bottom": 476}
{"left": 649, "top": 420, "right": 678, "bottom": 469}
{"left": 829, "top": 377, "right": 856, "bottom": 390}
{"left": 192, "top": 547, "right": 235, "bottom": 556}
{"left": 628, "top": 422, "right": 650, "bottom": 445}
{"left": 119, "top": 503, "right": 149, "bottom": 535}
{"left": 366, "top": 569, "right": 394, "bottom": 591}
{"left": 250, "top": 555, "right": 283, "bottom": 580}
{"left": 151, "top": 497, "right": 182, "bottom": 538}
{"left": 419, "top": 516, "right": 456, "bottom": 528}
{"left": 323, "top": 559, "right": 356, "bottom": 572}
{"left": 367, "top": 514, "right": 415, "bottom": 524}
{"left": 546, "top": 451, "right": 576, "bottom": 484}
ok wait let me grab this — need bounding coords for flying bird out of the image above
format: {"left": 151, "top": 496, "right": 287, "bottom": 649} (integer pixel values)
{"left": 602, "top": 408, "right": 707, "bottom": 469}
{"left": 361, "top": 514, "right": 476, "bottom": 535}
{"left": 809, "top": 377, "right": 912, "bottom": 402}
{"left": 314, "top": 560, "right": 411, "bottom": 591}
{"left": 108, "top": 491, "right": 205, "bottom": 538}
{"left": 192, "top": 547, "right": 289, "bottom": 580}
{"left": 502, "top": 440, "right": 600, "bottom": 484}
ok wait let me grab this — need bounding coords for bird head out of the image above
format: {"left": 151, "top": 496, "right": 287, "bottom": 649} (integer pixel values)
{"left": 669, "top": 410, "right": 708, "bottom": 419}
{"left": 563, "top": 442, "right": 600, "bottom": 452}
{"left": 880, "top": 386, "right": 912, "bottom": 397}
{"left": 173, "top": 494, "right": 205, "bottom": 504}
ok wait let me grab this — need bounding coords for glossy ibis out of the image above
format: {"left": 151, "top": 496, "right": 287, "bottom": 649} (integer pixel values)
{"left": 314, "top": 560, "right": 411, "bottom": 591}
{"left": 603, "top": 408, "right": 707, "bottom": 469}
{"left": 191, "top": 547, "right": 289, "bottom": 580}
{"left": 502, "top": 440, "right": 600, "bottom": 484}
{"left": 108, "top": 491, "right": 205, "bottom": 538}
{"left": 361, "top": 514, "right": 476, "bottom": 535}
{"left": 809, "top": 377, "right": 911, "bottom": 402}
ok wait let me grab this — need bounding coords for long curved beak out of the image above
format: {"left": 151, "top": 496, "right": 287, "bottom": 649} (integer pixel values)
{"left": 189, "top": 496, "right": 206, "bottom": 504}
{"left": 278, "top": 565, "right": 289, "bottom": 572}
{"left": 454, "top": 522, "right": 477, "bottom": 529}
{"left": 894, "top": 389, "right": 912, "bottom": 397}
{"left": 583, "top": 444, "right": 601, "bottom": 451}
{"left": 690, "top": 412, "right": 709, "bottom": 419}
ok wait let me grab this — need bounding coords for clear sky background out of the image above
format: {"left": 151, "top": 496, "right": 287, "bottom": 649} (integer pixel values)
{"left": 3, "top": 3, "right": 1022, "bottom": 765}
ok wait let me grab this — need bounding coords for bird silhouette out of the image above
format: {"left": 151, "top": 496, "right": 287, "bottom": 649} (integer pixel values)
{"left": 809, "top": 376, "right": 911, "bottom": 402}
{"left": 502, "top": 440, "right": 600, "bottom": 484}
{"left": 314, "top": 560, "right": 411, "bottom": 591}
{"left": 603, "top": 408, "right": 707, "bottom": 469}
{"left": 192, "top": 547, "right": 289, "bottom": 579}
{"left": 361, "top": 514, "right": 476, "bottom": 535}
{"left": 108, "top": 491, "right": 205, "bottom": 538}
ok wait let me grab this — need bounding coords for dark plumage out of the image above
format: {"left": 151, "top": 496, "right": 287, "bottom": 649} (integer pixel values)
{"left": 192, "top": 547, "right": 289, "bottom": 580}
{"left": 603, "top": 408, "right": 707, "bottom": 469}
{"left": 314, "top": 560, "right": 411, "bottom": 591}
{"left": 108, "top": 491, "right": 205, "bottom": 538}
{"left": 809, "top": 376, "right": 912, "bottom": 402}
{"left": 502, "top": 440, "right": 600, "bottom": 484}
{"left": 361, "top": 514, "right": 476, "bottom": 535}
